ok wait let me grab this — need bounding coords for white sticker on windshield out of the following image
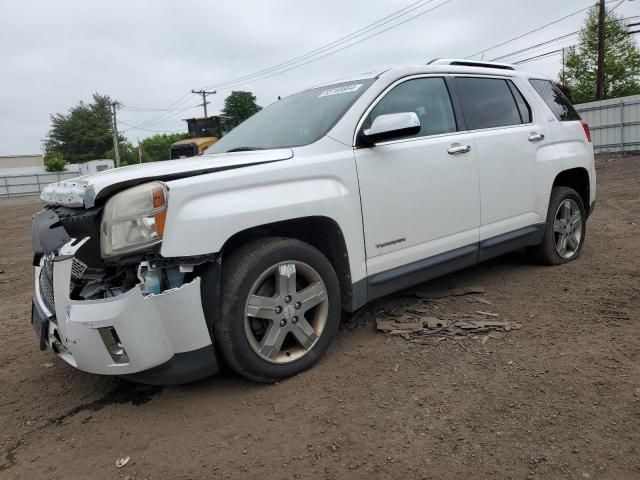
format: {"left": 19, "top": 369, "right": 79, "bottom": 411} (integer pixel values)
{"left": 318, "top": 84, "right": 363, "bottom": 98}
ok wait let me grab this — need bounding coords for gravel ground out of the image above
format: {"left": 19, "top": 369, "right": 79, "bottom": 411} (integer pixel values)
{"left": 0, "top": 154, "right": 638, "bottom": 480}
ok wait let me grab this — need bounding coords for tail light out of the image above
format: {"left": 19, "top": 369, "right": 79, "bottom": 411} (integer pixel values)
{"left": 581, "top": 121, "right": 592, "bottom": 143}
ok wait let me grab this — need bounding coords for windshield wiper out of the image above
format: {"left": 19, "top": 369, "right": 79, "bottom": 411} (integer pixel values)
{"left": 225, "top": 146, "right": 263, "bottom": 153}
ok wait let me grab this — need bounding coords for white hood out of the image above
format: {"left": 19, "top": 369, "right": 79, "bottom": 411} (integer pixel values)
{"left": 40, "top": 149, "right": 294, "bottom": 208}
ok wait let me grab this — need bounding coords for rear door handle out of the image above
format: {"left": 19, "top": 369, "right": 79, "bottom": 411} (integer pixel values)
{"left": 447, "top": 144, "right": 471, "bottom": 155}
{"left": 528, "top": 133, "right": 545, "bottom": 142}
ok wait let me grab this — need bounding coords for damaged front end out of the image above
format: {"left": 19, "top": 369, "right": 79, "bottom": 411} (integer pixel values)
{"left": 31, "top": 198, "right": 218, "bottom": 385}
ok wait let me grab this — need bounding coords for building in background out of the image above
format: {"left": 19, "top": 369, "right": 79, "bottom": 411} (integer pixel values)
{"left": 0, "top": 154, "right": 44, "bottom": 170}
{"left": 0, "top": 156, "right": 80, "bottom": 176}
{"left": 78, "top": 159, "right": 114, "bottom": 175}
{"left": 0, "top": 154, "right": 78, "bottom": 197}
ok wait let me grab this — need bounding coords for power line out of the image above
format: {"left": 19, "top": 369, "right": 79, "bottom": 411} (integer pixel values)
{"left": 511, "top": 30, "right": 639, "bottom": 66}
{"left": 507, "top": 42, "right": 574, "bottom": 65}
{"left": 126, "top": 0, "right": 441, "bottom": 130}
{"left": 119, "top": 120, "right": 186, "bottom": 134}
{"left": 490, "top": 31, "right": 580, "bottom": 62}
{"left": 609, "top": 0, "right": 627, "bottom": 12}
{"left": 130, "top": 93, "right": 195, "bottom": 130}
{"left": 122, "top": 103, "right": 201, "bottom": 132}
{"left": 466, "top": 2, "right": 619, "bottom": 60}
{"left": 513, "top": 49, "right": 565, "bottom": 65}
{"left": 120, "top": 105, "right": 187, "bottom": 112}
{"left": 201, "top": 0, "right": 456, "bottom": 92}
{"left": 126, "top": 0, "right": 457, "bottom": 130}
{"left": 223, "top": 0, "right": 634, "bottom": 84}
{"left": 132, "top": 101, "right": 206, "bottom": 130}
{"left": 491, "top": 14, "right": 640, "bottom": 62}
{"left": 201, "top": 0, "right": 440, "bottom": 90}
{"left": 126, "top": 0, "right": 636, "bottom": 131}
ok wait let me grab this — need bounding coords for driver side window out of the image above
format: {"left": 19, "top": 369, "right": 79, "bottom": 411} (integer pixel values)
{"left": 366, "top": 77, "right": 457, "bottom": 138}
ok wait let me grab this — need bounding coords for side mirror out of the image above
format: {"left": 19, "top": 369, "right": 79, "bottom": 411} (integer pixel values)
{"left": 359, "top": 112, "right": 421, "bottom": 146}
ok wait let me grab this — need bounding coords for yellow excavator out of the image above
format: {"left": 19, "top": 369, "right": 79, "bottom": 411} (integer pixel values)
{"left": 170, "top": 116, "right": 234, "bottom": 159}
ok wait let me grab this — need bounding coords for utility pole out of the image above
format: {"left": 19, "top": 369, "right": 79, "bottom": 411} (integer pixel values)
{"left": 596, "top": 0, "right": 606, "bottom": 100}
{"left": 137, "top": 137, "right": 143, "bottom": 164}
{"left": 562, "top": 47, "right": 566, "bottom": 86}
{"left": 110, "top": 101, "right": 121, "bottom": 168}
{"left": 191, "top": 89, "right": 216, "bottom": 117}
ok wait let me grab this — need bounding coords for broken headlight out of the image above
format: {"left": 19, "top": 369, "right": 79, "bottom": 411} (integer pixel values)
{"left": 100, "top": 182, "right": 168, "bottom": 258}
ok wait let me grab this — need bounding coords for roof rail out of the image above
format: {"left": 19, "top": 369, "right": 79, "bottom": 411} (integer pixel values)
{"left": 428, "top": 58, "right": 516, "bottom": 71}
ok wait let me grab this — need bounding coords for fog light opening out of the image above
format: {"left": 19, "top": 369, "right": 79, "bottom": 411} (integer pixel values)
{"left": 51, "top": 328, "right": 67, "bottom": 354}
{"left": 98, "top": 327, "right": 129, "bottom": 364}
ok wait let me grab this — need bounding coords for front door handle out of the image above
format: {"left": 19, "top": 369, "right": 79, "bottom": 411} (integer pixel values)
{"left": 528, "top": 133, "right": 545, "bottom": 142}
{"left": 447, "top": 144, "right": 471, "bottom": 155}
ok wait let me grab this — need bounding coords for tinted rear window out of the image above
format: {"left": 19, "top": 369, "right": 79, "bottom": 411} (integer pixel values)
{"left": 454, "top": 77, "right": 524, "bottom": 130}
{"left": 529, "top": 79, "right": 581, "bottom": 121}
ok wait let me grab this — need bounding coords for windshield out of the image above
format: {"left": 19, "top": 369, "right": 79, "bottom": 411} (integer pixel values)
{"left": 206, "top": 79, "right": 375, "bottom": 153}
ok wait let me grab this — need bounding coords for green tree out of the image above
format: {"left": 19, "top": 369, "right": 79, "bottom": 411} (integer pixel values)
{"left": 44, "top": 93, "right": 116, "bottom": 163}
{"left": 562, "top": 7, "right": 640, "bottom": 103}
{"left": 105, "top": 142, "right": 138, "bottom": 166}
{"left": 43, "top": 154, "right": 66, "bottom": 172}
{"left": 140, "top": 132, "right": 188, "bottom": 162}
{"left": 221, "top": 91, "right": 262, "bottom": 124}
{"left": 105, "top": 133, "right": 189, "bottom": 165}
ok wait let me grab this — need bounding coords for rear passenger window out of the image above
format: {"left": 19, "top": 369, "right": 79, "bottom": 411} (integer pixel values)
{"left": 366, "top": 77, "right": 457, "bottom": 138}
{"left": 529, "top": 79, "right": 581, "bottom": 121}
{"left": 454, "top": 77, "right": 524, "bottom": 130}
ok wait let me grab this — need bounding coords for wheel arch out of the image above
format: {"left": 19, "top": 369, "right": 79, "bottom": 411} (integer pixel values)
{"left": 219, "top": 216, "right": 355, "bottom": 312}
{"left": 553, "top": 167, "right": 590, "bottom": 212}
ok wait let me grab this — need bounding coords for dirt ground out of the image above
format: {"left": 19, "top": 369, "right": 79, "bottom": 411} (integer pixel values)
{"left": 0, "top": 155, "right": 638, "bottom": 480}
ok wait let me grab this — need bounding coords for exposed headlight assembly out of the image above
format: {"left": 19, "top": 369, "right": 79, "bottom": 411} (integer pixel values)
{"left": 101, "top": 182, "right": 168, "bottom": 258}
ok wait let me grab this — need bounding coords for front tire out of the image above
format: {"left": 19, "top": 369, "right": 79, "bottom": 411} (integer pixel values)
{"left": 209, "top": 237, "right": 341, "bottom": 383}
{"left": 528, "top": 186, "right": 587, "bottom": 265}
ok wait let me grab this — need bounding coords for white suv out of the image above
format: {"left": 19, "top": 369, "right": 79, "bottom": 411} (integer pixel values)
{"left": 32, "top": 60, "right": 595, "bottom": 384}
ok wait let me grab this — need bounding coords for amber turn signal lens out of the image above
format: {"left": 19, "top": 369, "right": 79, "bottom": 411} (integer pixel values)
{"left": 154, "top": 211, "right": 167, "bottom": 237}
{"left": 152, "top": 187, "right": 166, "bottom": 208}
{"left": 151, "top": 186, "right": 167, "bottom": 236}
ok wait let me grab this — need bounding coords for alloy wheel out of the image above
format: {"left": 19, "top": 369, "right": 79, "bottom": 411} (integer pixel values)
{"left": 243, "top": 261, "right": 329, "bottom": 364}
{"left": 553, "top": 198, "right": 583, "bottom": 259}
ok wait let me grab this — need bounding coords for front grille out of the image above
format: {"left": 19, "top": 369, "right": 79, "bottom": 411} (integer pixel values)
{"left": 38, "top": 257, "right": 86, "bottom": 314}
{"left": 71, "top": 257, "right": 87, "bottom": 279}
{"left": 39, "top": 260, "right": 55, "bottom": 312}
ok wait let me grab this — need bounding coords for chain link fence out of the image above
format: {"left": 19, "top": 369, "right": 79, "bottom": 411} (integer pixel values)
{"left": 0, "top": 172, "right": 79, "bottom": 198}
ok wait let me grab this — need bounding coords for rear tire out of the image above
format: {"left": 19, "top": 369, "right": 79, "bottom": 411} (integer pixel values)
{"left": 207, "top": 237, "right": 341, "bottom": 383}
{"left": 528, "top": 186, "right": 587, "bottom": 265}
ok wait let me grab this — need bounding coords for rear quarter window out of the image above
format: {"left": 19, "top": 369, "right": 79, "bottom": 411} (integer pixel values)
{"left": 529, "top": 79, "right": 581, "bottom": 121}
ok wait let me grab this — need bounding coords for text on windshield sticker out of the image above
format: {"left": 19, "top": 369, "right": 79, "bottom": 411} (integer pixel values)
{"left": 318, "top": 84, "right": 363, "bottom": 98}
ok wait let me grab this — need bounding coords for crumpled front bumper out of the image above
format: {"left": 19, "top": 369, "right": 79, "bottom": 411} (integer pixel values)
{"left": 33, "top": 238, "right": 218, "bottom": 384}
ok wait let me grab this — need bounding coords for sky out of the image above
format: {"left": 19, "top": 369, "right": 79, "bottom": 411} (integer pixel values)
{"left": 0, "top": 0, "right": 638, "bottom": 155}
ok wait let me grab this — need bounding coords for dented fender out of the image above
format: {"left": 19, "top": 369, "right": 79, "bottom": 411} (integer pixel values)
{"left": 159, "top": 139, "right": 368, "bottom": 284}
